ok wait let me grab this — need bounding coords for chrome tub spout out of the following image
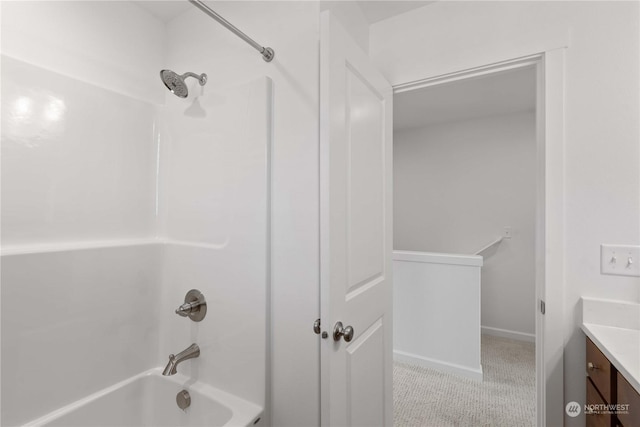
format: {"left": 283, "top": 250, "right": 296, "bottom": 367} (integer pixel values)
{"left": 162, "top": 343, "right": 200, "bottom": 376}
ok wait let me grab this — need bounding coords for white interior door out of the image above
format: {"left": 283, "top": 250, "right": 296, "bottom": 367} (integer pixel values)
{"left": 319, "top": 11, "right": 393, "bottom": 427}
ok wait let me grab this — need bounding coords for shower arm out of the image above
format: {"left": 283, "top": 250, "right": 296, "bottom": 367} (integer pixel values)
{"left": 181, "top": 72, "right": 207, "bottom": 85}
{"left": 187, "top": 0, "right": 275, "bottom": 62}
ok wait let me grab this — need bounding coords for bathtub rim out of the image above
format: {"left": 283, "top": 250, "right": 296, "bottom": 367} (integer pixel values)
{"left": 22, "top": 367, "right": 263, "bottom": 427}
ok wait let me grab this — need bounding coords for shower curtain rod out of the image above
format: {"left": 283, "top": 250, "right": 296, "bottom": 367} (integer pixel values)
{"left": 188, "top": 0, "right": 275, "bottom": 62}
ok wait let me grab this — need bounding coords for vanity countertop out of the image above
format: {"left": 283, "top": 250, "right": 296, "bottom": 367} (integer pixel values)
{"left": 581, "top": 297, "right": 640, "bottom": 395}
{"left": 581, "top": 322, "right": 640, "bottom": 394}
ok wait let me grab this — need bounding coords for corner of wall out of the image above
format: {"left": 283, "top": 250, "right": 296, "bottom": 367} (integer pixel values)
{"left": 320, "top": 1, "right": 370, "bottom": 54}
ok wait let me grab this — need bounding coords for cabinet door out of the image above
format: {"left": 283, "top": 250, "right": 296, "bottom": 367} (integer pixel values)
{"left": 586, "top": 378, "right": 612, "bottom": 427}
{"left": 617, "top": 372, "right": 640, "bottom": 427}
{"left": 587, "top": 338, "right": 613, "bottom": 403}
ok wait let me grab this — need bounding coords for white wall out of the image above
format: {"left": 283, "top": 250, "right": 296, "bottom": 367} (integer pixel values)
{"left": 372, "top": 2, "right": 640, "bottom": 425}
{"left": 394, "top": 112, "right": 536, "bottom": 337}
{"left": 393, "top": 251, "right": 483, "bottom": 380}
{"left": 320, "top": 1, "right": 370, "bottom": 53}
{"left": 164, "top": 3, "right": 320, "bottom": 425}
{"left": 1, "top": 1, "right": 166, "bottom": 104}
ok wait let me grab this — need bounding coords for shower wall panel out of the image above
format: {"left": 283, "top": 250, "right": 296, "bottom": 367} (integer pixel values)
{"left": 1, "top": 244, "right": 162, "bottom": 426}
{"left": 2, "top": 0, "right": 319, "bottom": 424}
{"left": 1, "top": 56, "right": 158, "bottom": 246}
{"left": 1, "top": 23, "right": 162, "bottom": 424}
{"left": 165, "top": 3, "right": 322, "bottom": 423}
{"left": 157, "top": 77, "right": 272, "bottom": 408}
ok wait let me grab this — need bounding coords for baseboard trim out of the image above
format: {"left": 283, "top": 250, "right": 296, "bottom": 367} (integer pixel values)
{"left": 481, "top": 326, "right": 535, "bottom": 342}
{"left": 393, "top": 350, "right": 483, "bottom": 381}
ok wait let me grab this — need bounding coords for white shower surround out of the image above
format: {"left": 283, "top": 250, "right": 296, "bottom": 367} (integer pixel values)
{"left": 1, "top": 1, "right": 323, "bottom": 425}
{"left": 1, "top": 50, "right": 271, "bottom": 426}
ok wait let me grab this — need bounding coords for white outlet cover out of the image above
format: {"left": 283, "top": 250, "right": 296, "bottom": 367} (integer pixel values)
{"left": 601, "top": 244, "right": 640, "bottom": 277}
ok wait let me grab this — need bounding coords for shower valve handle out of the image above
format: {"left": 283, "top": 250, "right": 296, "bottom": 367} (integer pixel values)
{"left": 175, "top": 289, "right": 207, "bottom": 322}
{"left": 176, "top": 301, "right": 201, "bottom": 316}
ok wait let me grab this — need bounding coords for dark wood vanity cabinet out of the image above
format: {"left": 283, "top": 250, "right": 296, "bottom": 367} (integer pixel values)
{"left": 586, "top": 337, "right": 640, "bottom": 427}
{"left": 586, "top": 378, "right": 612, "bottom": 427}
{"left": 617, "top": 372, "right": 640, "bottom": 427}
{"left": 586, "top": 337, "right": 614, "bottom": 427}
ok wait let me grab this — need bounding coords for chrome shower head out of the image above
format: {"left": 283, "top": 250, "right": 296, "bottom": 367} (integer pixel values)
{"left": 160, "top": 70, "right": 207, "bottom": 98}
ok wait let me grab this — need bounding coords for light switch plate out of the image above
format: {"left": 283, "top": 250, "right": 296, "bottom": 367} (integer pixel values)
{"left": 601, "top": 244, "right": 640, "bottom": 277}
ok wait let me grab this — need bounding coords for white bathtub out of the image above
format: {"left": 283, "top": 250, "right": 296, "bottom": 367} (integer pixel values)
{"left": 393, "top": 250, "right": 483, "bottom": 380}
{"left": 23, "top": 368, "right": 263, "bottom": 427}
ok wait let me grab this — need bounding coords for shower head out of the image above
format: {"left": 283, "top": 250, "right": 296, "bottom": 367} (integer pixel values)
{"left": 160, "top": 70, "right": 207, "bottom": 98}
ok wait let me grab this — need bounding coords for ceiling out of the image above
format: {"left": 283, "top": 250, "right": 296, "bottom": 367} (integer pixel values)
{"left": 133, "top": 1, "right": 435, "bottom": 24}
{"left": 394, "top": 66, "right": 537, "bottom": 131}
{"left": 132, "top": 1, "right": 191, "bottom": 22}
{"left": 357, "top": 1, "right": 435, "bottom": 24}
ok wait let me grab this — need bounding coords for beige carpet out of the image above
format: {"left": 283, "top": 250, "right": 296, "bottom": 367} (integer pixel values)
{"left": 394, "top": 335, "right": 535, "bottom": 427}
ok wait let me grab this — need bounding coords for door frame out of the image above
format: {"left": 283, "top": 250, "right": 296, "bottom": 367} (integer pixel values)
{"left": 392, "top": 50, "right": 566, "bottom": 427}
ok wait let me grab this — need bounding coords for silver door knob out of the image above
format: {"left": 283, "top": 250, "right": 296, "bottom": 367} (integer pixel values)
{"left": 333, "top": 321, "right": 354, "bottom": 342}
